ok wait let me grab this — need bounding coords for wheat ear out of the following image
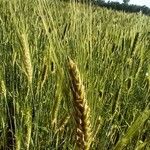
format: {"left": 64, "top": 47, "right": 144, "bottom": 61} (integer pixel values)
{"left": 21, "top": 33, "right": 33, "bottom": 149}
{"left": 68, "top": 57, "right": 92, "bottom": 150}
{"left": 21, "top": 33, "right": 33, "bottom": 85}
{"left": 24, "top": 107, "right": 32, "bottom": 150}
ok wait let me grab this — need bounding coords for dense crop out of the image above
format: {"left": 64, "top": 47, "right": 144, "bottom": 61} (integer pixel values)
{"left": 0, "top": 0, "right": 150, "bottom": 149}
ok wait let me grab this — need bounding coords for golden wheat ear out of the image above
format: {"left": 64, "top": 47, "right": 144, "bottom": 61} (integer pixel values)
{"left": 68, "top": 57, "right": 92, "bottom": 150}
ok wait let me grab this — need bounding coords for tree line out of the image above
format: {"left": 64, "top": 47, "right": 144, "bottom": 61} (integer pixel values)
{"left": 62, "top": 0, "right": 150, "bottom": 16}
{"left": 93, "top": 0, "right": 150, "bottom": 16}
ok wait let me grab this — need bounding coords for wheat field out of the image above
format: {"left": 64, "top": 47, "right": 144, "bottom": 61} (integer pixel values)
{"left": 0, "top": 0, "right": 150, "bottom": 149}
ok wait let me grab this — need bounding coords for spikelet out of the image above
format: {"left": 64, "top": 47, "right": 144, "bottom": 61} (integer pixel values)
{"left": 56, "top": 115, "right": 70, "bottom": 133}
{"left": 68, "top": 57, "right": 92, "bottom": 150}
{"left": 21, "top": 33, "right": 33, "bottom": 85}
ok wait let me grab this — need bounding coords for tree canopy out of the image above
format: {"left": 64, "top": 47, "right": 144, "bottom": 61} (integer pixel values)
{"left": 123, "top": 0, "right": 130, "bottom": 5}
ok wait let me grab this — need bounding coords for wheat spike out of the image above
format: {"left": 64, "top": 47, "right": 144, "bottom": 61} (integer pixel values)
{"left": 21, "top": 33, "right": 33, "bottom": 85}
{"left": 68, "top": 57, "right": 92, "bottom": 150}
{"left": 24, "top": 107, "right": 32, "bottom": 150}
{"left": 0, "top": 80, "right": 6, "bottom": 98}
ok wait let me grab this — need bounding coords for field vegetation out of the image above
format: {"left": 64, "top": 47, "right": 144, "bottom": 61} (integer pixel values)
{"left": 0, "top": 0, "right": 150, "bottom": 149}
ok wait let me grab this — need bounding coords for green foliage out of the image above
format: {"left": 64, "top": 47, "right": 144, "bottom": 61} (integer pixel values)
{"left": 0, "top": 0, "right": 150, "bottom": 149}
{"left": 123, "top": 0, "right": 130, "bottom": 4}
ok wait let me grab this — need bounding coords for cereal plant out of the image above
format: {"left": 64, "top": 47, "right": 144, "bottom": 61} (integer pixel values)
{"left": 0, "top": 0, "right": 150, "bottom": 149}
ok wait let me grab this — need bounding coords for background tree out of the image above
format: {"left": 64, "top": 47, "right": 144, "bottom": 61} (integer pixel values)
{"left": 123, "top": 0, "right": 130, "bottom": 4}
{"left": 96, "top": 0, "right": 105, "bottom": 2}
